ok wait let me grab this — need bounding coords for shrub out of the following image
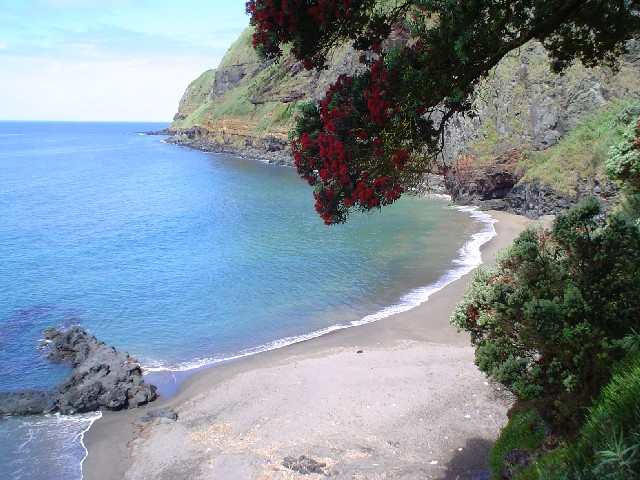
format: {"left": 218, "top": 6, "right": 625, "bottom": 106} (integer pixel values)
{"left": 606, "top": 105, "right": 640, "bottom": 191}
{"left": 570, "top": 349, "right": 640, "bottom": 479}
{"left": 527, "top": 349, "right": 640, "bottom": 480}
{"left": 451, "top": 198, "right": 640, "bottom": 435}
{"left": 606, "top": 104, "right": 640, "bottom": 224}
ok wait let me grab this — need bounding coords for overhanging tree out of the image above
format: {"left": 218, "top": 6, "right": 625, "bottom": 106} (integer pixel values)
{"left": 246, "top": 0, "right": 640, "bottom": 224}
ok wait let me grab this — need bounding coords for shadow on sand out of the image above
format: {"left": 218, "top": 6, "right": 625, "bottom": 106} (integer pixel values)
{"left": 440, "top": 437, "right": 495, "bottom": 480}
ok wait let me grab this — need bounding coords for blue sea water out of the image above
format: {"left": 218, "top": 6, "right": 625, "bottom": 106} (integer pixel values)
{"left": 0, "top": 121, "right": 494, "bottom": 479}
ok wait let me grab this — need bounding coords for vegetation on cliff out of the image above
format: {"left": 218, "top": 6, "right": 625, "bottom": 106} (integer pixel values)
{"left": 451, "top": 197, "right": 640, "bottom": 478}
{"left": 452, "top": 197, "right": 640, "bottom": 431}
{"left": 486, "top": 350, "right": 640, "bottom": 479}
{"left": 520, "top": 101, "right": 639, "bottom": 193}
{"left": 247, "top": 0, "right": 640, "bottom": 223}
{"left": 169, "top": 26, "right": 363, "bottom": 159}
{"left": 607, "top": 105, "right": 640, "bottom": 191}
{"left": 521, "top": 104, "right": 624, "bottom": 193}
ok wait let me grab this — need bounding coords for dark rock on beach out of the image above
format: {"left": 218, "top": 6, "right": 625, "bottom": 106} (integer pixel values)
{"left": 47, "top": 327, "right": 158, "bottom": 414}
{"left": 282, "top": 455, "right": 328, "bottom": 475}
{"left": 0, "top": 327, "right": 157, "bottom": 416}
{"left": 139, "top": 408, "right": 178, "bottom": 423}
{"left": 0, "top": 390, "right": 54, "bottom": 416}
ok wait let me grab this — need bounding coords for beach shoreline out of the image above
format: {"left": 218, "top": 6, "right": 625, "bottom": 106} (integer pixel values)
{"left": 83, "top": 210, "right": 531, "bottom": 480}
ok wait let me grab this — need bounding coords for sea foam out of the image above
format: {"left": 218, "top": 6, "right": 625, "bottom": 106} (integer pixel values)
{"left": 1, "top": 411, "right": 102, "bottom": 480}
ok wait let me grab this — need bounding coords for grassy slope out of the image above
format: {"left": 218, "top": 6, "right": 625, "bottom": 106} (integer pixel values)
{"left": 491, "top": 351, "right": 640, "bottom": 480}
{"left": 174, "top": 69, "right": 216, "bottom": 121}
{"left": 170, "top": 27, "right": 336, "bottom": 140}
{"left": 520, "top": 100, "right": 640, "bottom": 194}
{"left": 217, "top": 28, "right": 260, "bottom": 69}
{"left": 171, "top": 28, "right": 278, "bottom": 132}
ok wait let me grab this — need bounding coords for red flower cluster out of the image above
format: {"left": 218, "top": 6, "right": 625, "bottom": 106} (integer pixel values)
{"left": 466, "top": 305, "right": 480, "bottom": 321}
{"left": 246, "top": 0, "right": 368, "bottom": 68}
{"left": 392, "top": 150, "right": 409, "bottom": 170}
{"left": 292, "top": 73, "right": 406, "bottom": 224}
{"left": 246, "top": 0, "right": 299, "bottom": 58}
{"left": 364, "top": 59, "right": 394, "bottom": 127}
{"left": 309, "top": 0, "right": 356, "bottom": 22}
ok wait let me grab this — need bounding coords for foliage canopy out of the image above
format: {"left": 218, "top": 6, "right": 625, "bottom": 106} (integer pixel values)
{"left": 247, "top": 0, "right": 640, "bottom": 223}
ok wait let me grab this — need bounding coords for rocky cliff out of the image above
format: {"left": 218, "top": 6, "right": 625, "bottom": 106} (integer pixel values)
{"left": 167, "top": 27, "right": 370, "bottom": 162}
{"left": 443, "top": 40, "right": 640, "bottom": 217}
{"left": 168, "top": 26, "right": 640, "bottom": 216}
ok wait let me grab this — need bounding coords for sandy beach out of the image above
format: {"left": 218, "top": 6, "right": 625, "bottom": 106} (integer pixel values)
{"left": 83, "top": 210, "right": 531, "bottom": 480}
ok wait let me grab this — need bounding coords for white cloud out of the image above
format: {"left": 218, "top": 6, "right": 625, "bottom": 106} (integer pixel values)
{"left": 0, "top": 50, "right": 223, "bottom": 121}
{"left": 0, "top": 2, "right": 248, "bottom": 121}
{"left": 38, "top": 0, "right": 136, "bottom": 7}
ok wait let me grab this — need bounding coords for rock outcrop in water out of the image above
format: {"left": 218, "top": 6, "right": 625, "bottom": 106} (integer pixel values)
{"left": 0, "top": 327, "right": 157, "bottom": 416}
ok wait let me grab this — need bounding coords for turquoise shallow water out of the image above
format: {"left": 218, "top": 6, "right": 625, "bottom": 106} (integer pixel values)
{"left": 0, "top": 121, "right": 494, "bottom": 479}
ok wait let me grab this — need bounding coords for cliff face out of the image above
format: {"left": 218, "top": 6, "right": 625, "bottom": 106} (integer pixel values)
{"left": 168, "top": 27, "right": 367, "bottom": 162}
{"left": 169, "top": 28, "right": 640, "bottom": 216}
{"left": 442, "top": 40, "right": 640, "bottom": 217}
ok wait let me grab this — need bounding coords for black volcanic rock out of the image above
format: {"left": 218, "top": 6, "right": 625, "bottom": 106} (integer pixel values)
{"left": 0, "top": 390, "right": 54, "bottom": 416}
{"left": 0, "top": 327, "right": 157, "bottom": 416}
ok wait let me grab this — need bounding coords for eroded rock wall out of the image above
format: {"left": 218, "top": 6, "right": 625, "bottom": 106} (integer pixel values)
{"left": 443, "top": 40, "right": 640, "bottom": 217}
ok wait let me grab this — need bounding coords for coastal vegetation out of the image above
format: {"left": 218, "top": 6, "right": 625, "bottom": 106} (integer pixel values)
{"left": 483, "top": 350, "right": 640, "bottom": 479}
{"left": 451, "top": 103, "right": 640, "bottom": 477}
{"left": 451, "top": 197, "right": 640, "bottom": 436}
{"left": 605, "top": 103, "right": 640, "bottom": 224}
{"left": 520, "top": 101, "right": 639, "bottom": 195}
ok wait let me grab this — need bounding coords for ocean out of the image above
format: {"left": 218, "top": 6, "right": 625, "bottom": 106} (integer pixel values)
{"left": 0, "top": 121, "right": 494, "bottom": 479}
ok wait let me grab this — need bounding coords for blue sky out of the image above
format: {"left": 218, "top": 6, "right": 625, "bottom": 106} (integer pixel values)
{"left": 0, "top": 1, "right": 250, "bottom": 122}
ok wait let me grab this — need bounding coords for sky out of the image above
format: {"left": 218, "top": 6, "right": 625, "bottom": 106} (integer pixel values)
{"left": 0, "top": 0, "right": 250, "bottom": 122}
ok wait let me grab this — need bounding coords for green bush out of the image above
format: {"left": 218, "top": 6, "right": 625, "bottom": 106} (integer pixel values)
{"left": 451, "top": 198, "right": 640, "bottom": 435}
{"left": 606, "top": 105, "right": 640, "bottom": 191}
{"left": 605, "top": 104, "right": 640, "bottom": 224}
{"left": 569, "top": 350, "right": 640, "bottom": 479}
